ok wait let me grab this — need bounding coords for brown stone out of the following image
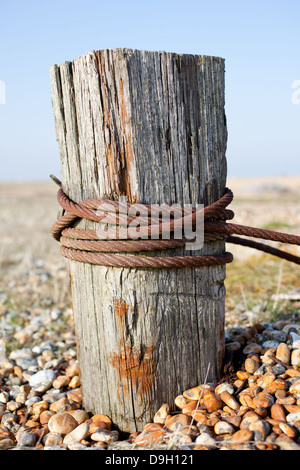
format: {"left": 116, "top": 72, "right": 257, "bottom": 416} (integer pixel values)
{"left": 183, "top": 385, "right": 204, "bottom": 401}
{"left": 66, "top": 389, "right": 82, "bottom": 404}
{"left": 275, "top": 434, "right": 300, "bottom": 450}
{"left": 279, "top": 422, "right": 298, "bottom": 438}
{"left": 31, "top": 400, "right": 49, "bottom": 416}
{"left": 40, "top": 410, "right": 55, "bottom": 425}
{"left": 201, "top": 391, "right": 223, "bottom": 413}
{"left": 43, "top": 432, "right": 64, "bottom": 446}
{"left": 275, "top": 389, "right": 286, "bottom": 399}
{"left": 284, "top": 404, "right": 300, "bottom": 413}
{"left": 276, "top": 343, "right": 291, "bottom": 365}
{"left": 230, "top": 429, "right": 253, "bottom": 443}
{"left": 165, "top": 413, "right": 192, "bottom": 431}
{"left": 214, "top": 420, "right": 235, "bottom": 435}
{"left": 153, "top": 404, "right": 170, "bottom": 424}
{"left": 220, "top": 391, "right": 240, "bottom": 411}
{"left": 65, "top": 409, "right": 89, "bottom": 425}
{"left": 245, "top": 357, "right": 260, "bottom": 374}
{"left": 276, "top": 395, "right": 296, "bottom": 406}
{"left": 182, "top": 401, "right": 199, "bottom": 415}
{"left": 52, "top": 375, "right": 71, "bottom": 389}
{"left": 68, "top": 376, "right": 81, "bottom": 388}
{"left": 249, "top": 419, "right": 271, "bottom": 440}
{"left": 260, "top": 372, "right": 275, "bottom": 389}
{"left": 285, "top": 369, "right": 300, "bottom": 377}
{"left": 65, "top": 361, "right": 80, "bottom": 378}
{"left": 222, "top": 414, "right": 242, "bottom": 428}
{"left": 48, "top": 412, "right": 78, "bottom": 435}
{"left": 236, "top": 371, "right": 251, "bottom": 380}
{"left": 87, "top": 414, "right": 112, "bottom": 433}
{"left": 239, "top": 393, "right": 255, "bottom": 409}
{"left": 265, "top": 379, "right": 288, "bottom": 394}
{"left": 254, "top": 407, "right": 268, "bottom": 418}
{"left": 192, "top": 411, "right": 208, "bottom": 424}
{"left": 174, "top": 395, "right": 189, "bottom": 409}
{"left": 49, "top": 397, "right": 70, "bottom": 413}
{"left": 240, "top": 411, "right": 261, "bottom": 430}
{"left": 252, "top": 391, "right": 275, "bottom": 408}
{"left": 271, "top": 403, "right": 286, "bottom": 422}
{"left": 134, "top": 429, "right": 166, "bottom": 446}
{"left": 234, "top": 379, "right": 244, "bottom": 389}
{"left": 143, "top": 423, "right": 164, "bottom": 432}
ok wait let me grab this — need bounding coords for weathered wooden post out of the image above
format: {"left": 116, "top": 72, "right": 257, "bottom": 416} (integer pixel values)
{"left": 49, "top": 49, "right": 228, "bottom": 433}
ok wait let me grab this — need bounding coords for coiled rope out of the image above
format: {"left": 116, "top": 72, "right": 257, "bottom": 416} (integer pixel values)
{"left": 50, "top": 175, "right": 300, "bottom": 268}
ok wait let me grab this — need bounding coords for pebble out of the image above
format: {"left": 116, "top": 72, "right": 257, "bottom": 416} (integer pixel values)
{"left": 230, "top": 429, "right": 253, "bottom": 444}
{"left": 200, "top": 391, "right": 223, "bottom": 413}
{"left": 214, "top": 421, "right": 235, "bottom": 435}
{"left": 53, "top": 375, "right": 70, "bottom": 389}
{"left": 291, "top": 350, "right": 300, "bottom": 367}
{"left": 43, "top": 432, "right": 64, "bottom": 446}
{"left": 245, "top": 357, "right": 260, "bottom": 374}
{"left": 165, "top": 414, "right": 192, "bottom": 431}
{"left": 243, "top": 343, "right": 262, "bottom": 355}
{"left": 65, "top": 409, "right": 89, "bottom": 425}
{"left": 194, "top": 433, "right": 217, "bottom": 448}
{"left": 90, "top": 430, "right": 119, "bottom": 443}
{"left": 286, "top": 411, "right": 300, "bottom": 425}
{"left": 48, "top": 412, "right": 78, "bottom": 435}
{"left": 63, "top": 422, "right": 89, "bottom": 445}
{"left": 220, "top": 391, "right": 240, "bottom": 410}
{"left": 215, "top": 383, "right": 235, "bottom": 395}
{"left": 29, "top": 369, "right": 56, "bottom": 388}
{"left": 153, "top": 404, "right": 170, "bottom": 424}
{"left": 17, "top": 431, "right": 37, "bottom": 447}
{"left": 290, "top": 332, "right": 300, "bottom": 349}
{"left": 87, "top": 414, "right": 112, "bottom": 433}
{"left": 1, "top": 282, "right": 300, "bottom": 451}
{"left": 0, "top": 438, "right": 15, "bottom": 449}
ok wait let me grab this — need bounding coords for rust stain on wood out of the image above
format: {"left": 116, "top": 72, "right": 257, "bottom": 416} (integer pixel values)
{"left": 111, "top": 298, "right": 156, "bottom": 400}
{"left": 111, "top": 344, "right": 156, "bottom": 399}
{"left": 114, "top": 299, "right": 128, "bottom": 318}
{"left": 95, "top": 51, "right": 137, "bottom": 202}
{"left": 118, "top": 78, "right": 137, "bottom": 202}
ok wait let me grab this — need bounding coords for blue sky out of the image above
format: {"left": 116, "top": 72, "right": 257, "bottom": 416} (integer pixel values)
{"left": 0, "top": 0, "right": 299, "bottom": 180}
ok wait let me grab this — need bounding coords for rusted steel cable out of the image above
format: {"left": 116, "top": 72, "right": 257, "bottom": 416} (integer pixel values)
{"left": 50, "top": 175, "right": 300, "bottom": 268}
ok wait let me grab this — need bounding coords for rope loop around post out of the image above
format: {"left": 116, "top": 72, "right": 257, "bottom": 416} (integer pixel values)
{"left": 50, "top": 175, "right": 300, "bottom": 268}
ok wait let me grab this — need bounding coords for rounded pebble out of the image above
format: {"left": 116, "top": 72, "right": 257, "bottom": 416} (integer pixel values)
{"left": 48, "top": 413, "right": 78, "bottom": 435}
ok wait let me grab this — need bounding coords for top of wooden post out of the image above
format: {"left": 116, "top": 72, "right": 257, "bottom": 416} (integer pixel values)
{"left": 50, "top": 48, "right": 227, "bottom": 207}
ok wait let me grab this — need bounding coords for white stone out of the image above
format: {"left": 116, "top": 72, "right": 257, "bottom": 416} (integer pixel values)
{"left": 28, "top": 369, "right": 56, "bottom": 388}
{"left": 290, "top": 332, "right": 300, "bottom": 349}
{"left": 286, "top": 412, "right": 300, "bottom": 425}
{"left": 90, "top": 430, "right": 119, "bottom": 443}
{"left": 214, "top": 421, "right": 234, "bottom": 435}
{"left": 215, "top": 383, "right": 235, "bottom": 395}
{"left": 291, "top": 350, "right": 300, "bottom": 368}
{"left": 194, "top": 433, "right": 217, "bottom": 448}
{"left": 63, "top": 422, "right": 90, "bottom": 445}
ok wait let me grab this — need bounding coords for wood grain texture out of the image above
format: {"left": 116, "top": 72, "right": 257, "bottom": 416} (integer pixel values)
{"left": 50, "top": 48, "right": 228, "bottom": 433}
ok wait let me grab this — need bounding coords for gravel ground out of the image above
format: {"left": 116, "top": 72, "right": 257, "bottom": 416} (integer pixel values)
{"left": 1, "top": 178, "right": 300, "bottom": 450}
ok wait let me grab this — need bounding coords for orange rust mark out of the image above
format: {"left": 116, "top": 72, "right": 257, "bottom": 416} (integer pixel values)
{"left": 114, "top": 299, "right": 128, "bottom": 318}
{"left": 95, "top": 50, "right": 137, "bottom": 202}
{"left": 110, "top": 344, "right": 156, "bottom": 399}
{"left": 111, "top": 298, "right": 156, "bottom": 400}
{"left": 118, "top": 79, "right": 137, "bottom": 202}
{"left": 114, "top": 298, "right": 128, "bottom": 334}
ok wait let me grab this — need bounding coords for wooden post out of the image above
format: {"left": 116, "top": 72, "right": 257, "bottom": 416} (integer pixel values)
{"left": 49, "top": 49, "right": 228, "bottom": 433}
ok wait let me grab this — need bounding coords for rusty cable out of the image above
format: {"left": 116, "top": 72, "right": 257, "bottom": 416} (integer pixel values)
{"left": 50, "top": 175, "right": 300, "bottom": 268}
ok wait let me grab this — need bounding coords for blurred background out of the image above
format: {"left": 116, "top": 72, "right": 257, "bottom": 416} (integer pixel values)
{"left": 0, "top": 0, "right": 299, "bottom": 180}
